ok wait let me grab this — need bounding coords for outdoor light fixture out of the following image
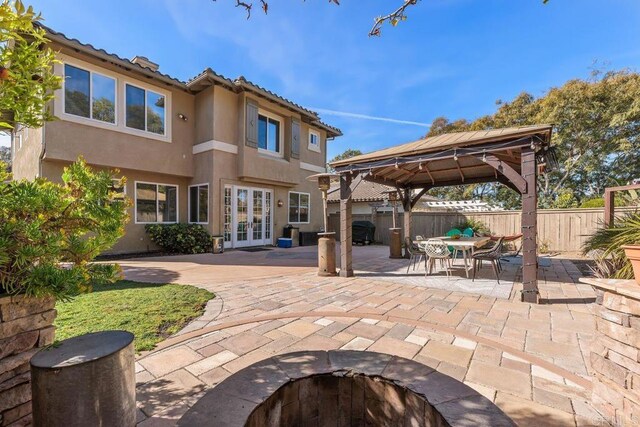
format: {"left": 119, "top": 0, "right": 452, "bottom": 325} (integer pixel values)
{"left": 418, "top": 163, "right": 423, "bottom": 170}
{"left": 453, "top": 149, "right": 458, "bottom": 161}
{"left": 382, "top": 189, "right": 400, "bottom": 229}
{"left": 177, "top": 113, "right": 188, "bottom": 121}
{"left": 277, "top": 199, "right": 284, "bottom": 207}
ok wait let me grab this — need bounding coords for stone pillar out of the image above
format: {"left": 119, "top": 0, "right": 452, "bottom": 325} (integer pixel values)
{"left": 317, "top": 232, "right": 337, "bottom": 276}
{"left": 402, "top": 191, "right": 412, "bottom": 259}
{"left": 0, "top": 295, "right": 56, "bottom": 426}
{"left": 339, "top": 173, "right": 354, "bottom": 277}
{"left": 583, "top": 278, "right": 640, "bottom": 426}
{"left": 31, "top": 330, "right": 136, "bottom": 427}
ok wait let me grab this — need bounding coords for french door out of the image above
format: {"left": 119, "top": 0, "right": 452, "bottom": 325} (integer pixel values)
{"left": 232, "top": 186, "right": 273, "bottom": 248}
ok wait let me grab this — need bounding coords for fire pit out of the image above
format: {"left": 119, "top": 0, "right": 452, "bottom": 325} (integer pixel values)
{"left": 179, "top": 350, "right": 514, "bottom": 426}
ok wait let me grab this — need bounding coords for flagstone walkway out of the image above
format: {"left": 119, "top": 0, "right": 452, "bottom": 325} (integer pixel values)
{"left": 125, "top": 247, "right": 608, "bottom": 426}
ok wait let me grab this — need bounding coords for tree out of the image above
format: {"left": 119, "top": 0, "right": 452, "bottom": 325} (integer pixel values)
{"left": 0, "top": 0, "right": 61, "bottom": 129}
{"left": 327, "top": 148, "right": 362, "bottom": 172}
{"left": 424, "top": 70, "right": 640, "bottom": 209}
{"left": 0, "top": 144, "right": 9, "bottom": 173}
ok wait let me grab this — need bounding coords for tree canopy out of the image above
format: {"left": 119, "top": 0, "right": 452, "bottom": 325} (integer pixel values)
{"left": 0, "top": 0, "right": 61, "bottom": 129}
{"left": 425, "top": 69, "right": 640, "bottom": 209}
{"left": 327, "top": 148, "right": 362, "bottom": 172}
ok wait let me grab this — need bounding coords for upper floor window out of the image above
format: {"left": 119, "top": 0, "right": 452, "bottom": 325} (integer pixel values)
{"left": 126, "top": 84, "right": 165, "bottom": 135}
{"left": 135, "top": 182, "right": 177, "bottom": 223}
{"left": 258, "top": 112, "right": 281, "bottom": 155}
{"left": 308, "top": 130, "right": 320, "bottom": 152}
{"left": 64, "top": 64, "right": 116, "bottom": 124}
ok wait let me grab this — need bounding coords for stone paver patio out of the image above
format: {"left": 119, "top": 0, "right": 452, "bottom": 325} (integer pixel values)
{"left": 121, "top": 246, "right": 607, "bottom": 426}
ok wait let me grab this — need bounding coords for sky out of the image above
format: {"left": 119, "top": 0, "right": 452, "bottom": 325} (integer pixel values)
{"left": 2, "top": 0, "right": 640, "bottom": 159}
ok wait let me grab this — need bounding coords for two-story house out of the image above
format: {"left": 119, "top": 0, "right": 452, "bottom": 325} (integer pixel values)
{"left": 11, "top": 26, "right": 341, "bottom": 254}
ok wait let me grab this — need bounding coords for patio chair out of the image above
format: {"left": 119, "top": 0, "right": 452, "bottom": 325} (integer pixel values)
{"left": 415, "top": 235, "right": 425, "bottom": 241}
{"left": 462, "top": 228, "right": 474, "bottom": 237}
{"left": 405, "top": 236, "right": 426, "bottom": 273}
{"left": 421, "top": 239, "right": 453, "bottom": 279}
{"left": 472, "top": 237, "right": 505, "bottom": 283}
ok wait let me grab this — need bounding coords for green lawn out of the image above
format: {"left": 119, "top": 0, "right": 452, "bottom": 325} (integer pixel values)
{"left": 54, "top": 281, "right": 214, "bottom": 352}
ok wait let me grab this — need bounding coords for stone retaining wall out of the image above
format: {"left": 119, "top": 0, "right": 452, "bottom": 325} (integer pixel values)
{"left": 590, "top": 282, "right": 640, "bottom": 426}
{"left": 0, "top": 294, "right": 56, "bottom": 427}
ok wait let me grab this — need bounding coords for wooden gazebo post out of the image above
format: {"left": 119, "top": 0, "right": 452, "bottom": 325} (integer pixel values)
{"left": 339, "top": 173, "right": 355, "bottom": 277}
{"left": 520, "top": 147, "right": 539, "bottom": 303}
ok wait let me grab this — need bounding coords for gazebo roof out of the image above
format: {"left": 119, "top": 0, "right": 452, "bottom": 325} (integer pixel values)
{"left": 330, "top": 125, "right": 553, "bottom": 190}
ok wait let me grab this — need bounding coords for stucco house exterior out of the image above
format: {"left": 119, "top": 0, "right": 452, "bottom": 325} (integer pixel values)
{"left": 11, "top": 26, "right": 341, "bottom": 254}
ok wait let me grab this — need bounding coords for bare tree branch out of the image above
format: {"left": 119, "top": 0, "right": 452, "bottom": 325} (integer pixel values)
{"left": 369, "top": 0, "right": 420, "bottom": 37}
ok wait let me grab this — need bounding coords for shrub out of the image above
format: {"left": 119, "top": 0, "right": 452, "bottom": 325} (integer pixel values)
{"left": 145, "top": 224, "right": 212, "bottom": 254}
{"left": 0, "top": 158, "right": 130, "bottom": 299}
{"left": 583, "top": 211, "right": 640, "bottom": 279}
{"left": 453, "top": 218, "right": 491, "bottom": 235}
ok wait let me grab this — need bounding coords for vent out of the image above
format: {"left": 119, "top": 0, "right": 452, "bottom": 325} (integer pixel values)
{"left": 131, "top": 56, "right": 159, "bottom": 72}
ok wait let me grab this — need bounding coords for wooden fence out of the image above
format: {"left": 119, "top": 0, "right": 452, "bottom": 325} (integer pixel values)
{"left": 328, "top": 207, "right": 635, "bottom": 253}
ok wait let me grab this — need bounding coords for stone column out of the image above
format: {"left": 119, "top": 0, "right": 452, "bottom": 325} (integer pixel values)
{"left": 339, "top": 174, "right": 354, "bottom": 277}
{"left": 317, "top": 232, "right": 337, "bottom": 276}
{"left": 582, "top": 277, "right": 640, "bottom": 426}
{"left": 520, "top": 147, "right": 539, "bottom": 303}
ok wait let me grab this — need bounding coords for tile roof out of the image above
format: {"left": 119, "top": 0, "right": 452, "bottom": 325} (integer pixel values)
{"left": 326, "top": 180, "right": 437, "bottom": 203}
{"left": 41, "top": 25, "right": 342, "bottom": 137}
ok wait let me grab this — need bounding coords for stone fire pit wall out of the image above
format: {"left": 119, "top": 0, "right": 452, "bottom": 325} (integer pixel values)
{"left": 0, "top": 295, "right": 56, "bottom": 426}
{"left": 179, "top": 350, "right": 516, "bottom": 427}
{"left": 586, "top": 278, "right": 640, "bottom": 425}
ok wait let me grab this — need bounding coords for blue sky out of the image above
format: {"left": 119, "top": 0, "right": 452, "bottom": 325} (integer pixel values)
{"left": 3, "top": 0, "right": 640, "bottom": 159}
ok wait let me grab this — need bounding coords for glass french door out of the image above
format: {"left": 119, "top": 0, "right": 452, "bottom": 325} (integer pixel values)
{"left": 232, "top": 186, "right": 273, "bottom": 247}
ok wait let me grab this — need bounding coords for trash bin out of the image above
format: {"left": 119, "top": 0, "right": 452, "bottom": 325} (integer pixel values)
{"left": 352, "top": 221, "right": 376, "bottom": 245}
{"left": 283, "top": 225, "right": 300, "bottom": 246}
{"left": 212, "top": 236, "right": 224, "bottom": 254}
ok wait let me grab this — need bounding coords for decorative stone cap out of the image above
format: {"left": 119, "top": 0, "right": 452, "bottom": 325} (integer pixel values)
{"left": 178, "top": 350, "right": 515, "bottom": 427}
{"left": 31, "top": 330, "right": 134, "bottom": 369}
{"left": 580, "top": 277, "right": 640, "bottom": 300}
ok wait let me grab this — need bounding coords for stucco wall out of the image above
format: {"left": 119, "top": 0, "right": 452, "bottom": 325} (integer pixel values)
{"left": 11, "top": 127, "right": 42, "bottom": 180}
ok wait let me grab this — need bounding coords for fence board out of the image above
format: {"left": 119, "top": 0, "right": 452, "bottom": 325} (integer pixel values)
{"left": 328, "top": 207, "right": 636, "bottom": 252}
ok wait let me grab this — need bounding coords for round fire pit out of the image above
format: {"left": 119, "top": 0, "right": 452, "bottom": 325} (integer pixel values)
{"left": 179, "top": 350, "right": 514, "bottom": 427}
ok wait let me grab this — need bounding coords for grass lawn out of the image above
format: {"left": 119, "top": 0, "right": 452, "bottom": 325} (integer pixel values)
{"left": 54, "top": 280, "right": 214, "bottom": 352}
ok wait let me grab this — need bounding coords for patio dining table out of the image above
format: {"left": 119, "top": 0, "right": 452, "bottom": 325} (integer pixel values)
{"left": 415, "top": 236, "right": 491, "bottom": 278}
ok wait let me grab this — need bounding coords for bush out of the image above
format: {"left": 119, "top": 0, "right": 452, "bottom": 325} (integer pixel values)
{"left": 453, "top": 218, "right": 491, "bottom": 235}
{"left": 0, "top": 158, "right": 130, "bottom": 299}
{"left": 583, "top": 211, "right": 640, "bottom": 279}
{"left": 145, "top": 224, "right": 212, "bottom": 254}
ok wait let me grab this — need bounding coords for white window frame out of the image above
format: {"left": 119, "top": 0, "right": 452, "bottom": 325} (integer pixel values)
{"left": 288, "top": 191, "right": 311, "bottom": 224}
{"left": 53, "top": 54, "right": 172, "bottom": 143}
{"left": 257, "top": 109, "right": 284, "bottom": 158}
{"left": 110, "top": 178, "right": 127, "bottom": 195}
{"left": 62, "top": 62, "right": 117, "bottom": 126}
{"left": 134, "top": 181, "right": 179, "bottom": 224}
{"left": 308, "top": 129, "right": 321, "bottom": 153}
{"left": 188, "top": 183, "right": 209, "bottom": 224}
{"left": 124, "top": 82, "right": 167, "bottom": 137}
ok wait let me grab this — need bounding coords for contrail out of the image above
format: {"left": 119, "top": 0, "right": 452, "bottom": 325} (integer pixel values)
{"left": 309, "top": 108, "right": 431, "bottom": 128}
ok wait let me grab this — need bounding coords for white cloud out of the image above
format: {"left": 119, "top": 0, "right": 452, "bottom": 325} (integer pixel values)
{"left": 310, "top": 108, "right": 430, "bottom": 127}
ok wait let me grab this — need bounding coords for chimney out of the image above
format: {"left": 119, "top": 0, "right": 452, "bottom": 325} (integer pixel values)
{"left": 131, "top": 56, "right": 159, "bottom": 72}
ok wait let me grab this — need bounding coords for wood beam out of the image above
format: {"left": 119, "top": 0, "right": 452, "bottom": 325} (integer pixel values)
{"left": 497, "top": 176, "right": 520, "bottom": 194}
{"left": 477, "top": 154, "right": 527, "bottom": 194}
{"left": 604, "top": 189, "right": 614, "bottom": 227}
{"left": 401, "top": 188, "right": 412, "bottom": 258}
{"left": 421, "top": 163, "right": 435, "bottom": 185}
{"left": 411, "top": 187, "right": 431, "bottom": 209}
{"left": 454, "top": 159, "right": 465, "bottom": 182}
{"left": 520, "top": 147, "right": 538, "bottom": 303}
{"left": 339, "top": 172, "right": 355, "bottom": 277}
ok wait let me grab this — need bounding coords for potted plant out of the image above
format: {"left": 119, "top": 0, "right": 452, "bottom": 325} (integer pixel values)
{"left": 584, "top": 212, "right": 640, "bottom": 284}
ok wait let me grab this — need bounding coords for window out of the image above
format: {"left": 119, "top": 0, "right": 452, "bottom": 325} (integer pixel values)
{"left": 288, "top": 192, "right": 310, "bottom": 223}
{"left": 189, "top": 184, "right": 209, "bottom": 224}
{"left": 224, "top": 186, "right": 232, "bottom": 243}
{"left": 135, "top": 182, "right": 177, "bottom": 223}
{"left": 257, "top": 113, "right": 281, "bottom": 154}
{"left": 64, "top": 64, "right": 116, "bottom": 123}
{"left": 126, "top": 84, "right": 165, "bottom": 135}
{"left": 308, "top": 130, "right": 320, "bottom": 152}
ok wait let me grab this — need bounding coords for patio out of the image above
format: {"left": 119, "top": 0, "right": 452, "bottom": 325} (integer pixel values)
{"left": 121, "top": 246, "right": 605, "bottom": 426}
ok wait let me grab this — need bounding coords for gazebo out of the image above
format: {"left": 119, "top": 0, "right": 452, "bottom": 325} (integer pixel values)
{"left": 330, "top": 125, "right": 554, "bottom": 304}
